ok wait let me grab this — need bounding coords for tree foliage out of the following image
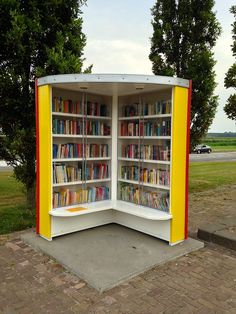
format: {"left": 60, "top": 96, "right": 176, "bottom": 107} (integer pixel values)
{"left": 224, "top": 5, "right": 236, "bottom": 121}
{"left": 0, "top": 0, "right": 88, "bottom": 208}
{"left": 149, "top": 0, "right": 221, "bottom": 148}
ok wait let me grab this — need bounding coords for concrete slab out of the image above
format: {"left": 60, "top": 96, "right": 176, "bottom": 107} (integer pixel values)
{"left": 22, "top": 224, "right": 204, "bottom": 292}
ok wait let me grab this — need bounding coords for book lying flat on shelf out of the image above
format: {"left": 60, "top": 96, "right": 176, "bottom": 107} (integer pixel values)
{"left": 66, "top": 207, "right": 87, "bottom": 212}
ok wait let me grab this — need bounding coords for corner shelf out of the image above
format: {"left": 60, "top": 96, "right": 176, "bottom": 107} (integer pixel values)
{"left": 49, "top": 199, "right": 172, "bottom": 221}
{"left": 118, "top": 136, "right": 171, "bottom": 140}
{"left": 119, "top": 114, "right": 171, "bottom": 120}
{"left": 53, "top": 178, "right": 111, "bottom": 187}
{"left": 53, "top": 134, "right": 112, "bottom": 139}
{"left": 52, "top": 112, "right": 112, "bottom": 120}
{"left": 118, "top": 178, "right": 170, "bottom": 190}
{"left": 50, "top": 200, "right": 113, "bottom": 217}
{"left": 53, "top": 157, "right": 111, "bottom": 162}
{"left": 118, "top": 157, "right": 170, "bottom": 165}
{"left": 114, "top": 200, "right": 172, "bottom": 220}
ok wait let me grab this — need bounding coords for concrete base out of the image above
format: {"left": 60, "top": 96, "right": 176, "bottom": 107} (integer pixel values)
{"left": 22, "top": 224, "right": 204, "bottom": 292}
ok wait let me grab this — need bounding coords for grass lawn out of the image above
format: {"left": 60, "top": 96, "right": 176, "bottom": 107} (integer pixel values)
{"left": 189, "top": 161, "right": 236, "bottom": 193}
{"left": 0, "top": 170, "right": 35, "bottom": 235}
{"left": 0, "top": 161, "right": 236, "bottom": 234}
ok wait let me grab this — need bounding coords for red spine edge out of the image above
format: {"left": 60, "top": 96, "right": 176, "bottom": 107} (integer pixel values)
{"left": 35, "top": 79, "right": 40, "bottom": 234}
{"left": 185, "top": 80, "right": 192, "bottom": 239}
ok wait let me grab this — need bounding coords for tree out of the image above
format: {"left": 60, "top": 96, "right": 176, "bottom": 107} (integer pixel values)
{"left": 0, "top": 0, "right": 89, "bottom": 209}
{"left": 149, "top": 0, "right": 221, "bottom": 148}
{"left": 224, "top": 6, "right": 236, "bottom": 121}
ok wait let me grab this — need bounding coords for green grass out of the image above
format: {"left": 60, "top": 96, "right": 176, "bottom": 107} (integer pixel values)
{"left": 189, "top": 161, "right": 236, "bottom": 193}
{"left": 1, "top": 161, "right": 236, "bottom": 234}
{"left": 0, "top": 171, "right": 35, "bottom": 235}
{"left": 204, "top": 137, "right": 236, "bottom": 152}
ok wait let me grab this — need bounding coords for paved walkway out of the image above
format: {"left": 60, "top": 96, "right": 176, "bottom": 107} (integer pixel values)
{"left": 0, "top": 185, "right": 236, "bottom": 313}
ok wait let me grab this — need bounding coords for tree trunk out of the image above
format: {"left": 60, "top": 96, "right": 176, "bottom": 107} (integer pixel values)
{"left": 26, "top": 181, "right": 36, "bottom": 211}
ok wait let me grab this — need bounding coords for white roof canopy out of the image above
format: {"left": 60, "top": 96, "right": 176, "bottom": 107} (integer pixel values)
{"left": 37, "top": 74, "right": 189, "bottom": 96}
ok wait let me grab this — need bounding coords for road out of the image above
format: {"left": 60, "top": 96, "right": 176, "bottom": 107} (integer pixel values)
{"left": 190, "top": 151, "right": 236, "bottom": 162}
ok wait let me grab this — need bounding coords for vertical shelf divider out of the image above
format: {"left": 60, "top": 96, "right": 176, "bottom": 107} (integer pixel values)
{"left": 112, "top": 93, "right": 118, "bottom": 201}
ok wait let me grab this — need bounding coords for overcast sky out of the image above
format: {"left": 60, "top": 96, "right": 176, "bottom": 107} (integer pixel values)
{"left": 82, "top": 0, "right": 236, "bottom": 133}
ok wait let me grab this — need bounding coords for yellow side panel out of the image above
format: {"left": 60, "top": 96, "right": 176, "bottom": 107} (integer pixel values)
{"left": 38, "top": 85, "right": 52, "bottom": 239}
{"left": 170, "top": 87, "right": 188, "bottom": 243}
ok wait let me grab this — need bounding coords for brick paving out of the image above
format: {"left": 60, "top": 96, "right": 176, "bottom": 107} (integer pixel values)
{"left": 0, "top": 185, "right": 236, "bottom": 313}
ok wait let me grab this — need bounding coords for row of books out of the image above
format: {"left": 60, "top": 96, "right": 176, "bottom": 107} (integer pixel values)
{"left": 121, "top": 100, "right": 171, "bottom": 117}
{"left": 53, "top": 119, "right": 83, "bottom": 135}
{"left": 120, "top": 166, "right": 170, "bottom": 186}
{"left": 53, "top": 186, "right": 110, "bottom": 208}
{"left": 120, "top": 120, "right": 171, "bottom": 137}
{"left": 53, "top": 97, "right": 109, "bottom": 116}
{"left": 53, "top": 164, "right": 82, "bottom": 183}
{"left": 86, "top": 121, "right": 111, "bottom": 136}
{"left": 87, "top": 101, "right": 108, "bottom": 116}
{"left": 119, "top": 184, "right": 169, "bottom": 212}
{"left": 53, "top": 143, "right": 109, "bottom": 159}
{"left": 53, "top": 163, "right": 109, "bottom": 183}
{"left": 84, "top": 163, "right": 109, "bottom": 180}
{"left": 121, "top": 144, "right": 170, "bottom": 161}
{"left": 52, "top": 119, "right": 111, "bottom": 136}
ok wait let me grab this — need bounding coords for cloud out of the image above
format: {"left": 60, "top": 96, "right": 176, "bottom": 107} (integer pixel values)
{"left": 83, "top": 39, "right": 152, "bottom": 74}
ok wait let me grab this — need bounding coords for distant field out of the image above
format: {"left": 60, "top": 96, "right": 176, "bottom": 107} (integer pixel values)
{"left": 203, "top": 137, "right": 236, "bottom": 152}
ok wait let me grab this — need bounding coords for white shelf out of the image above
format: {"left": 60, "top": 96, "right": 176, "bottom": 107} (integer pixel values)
{"left": 118, "top": 178, "right": 170, "bottom": 190}
{"left": 114, "top": 200, "right": 172, "bottom": 220}
{"left": 52, "top": 112, "right": 111, "bottom": 120}
{"left": 118, "top": 157, "right": 170, "bottom": 165}
{"left": 49, "top": 200, "right": 172, "bottom": 220}
{"left": 50, "top": 200, "right": 113, "bottom": 217}
{"left": 119, "top": 114, "right": 171, "bottom": 120}
{"left": 118, "top": 136, "right": 171, "bottom": 140}
{"left": 52, "top": 112, "right": 82, "bottom": 118}
{"left": 53, "top": 157, "right": 111, "bottom": 162}
{"left": 86, "top": 135, "right": 112, "bottom": 139}
{"left": 53, "top": 134, "right": 111, "bottom": 139}
{"left": 53, "top": 178, "right": 111, "bottom": 187}
{"left": 53, "top": 134, "right": 83, "bottom": 138}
